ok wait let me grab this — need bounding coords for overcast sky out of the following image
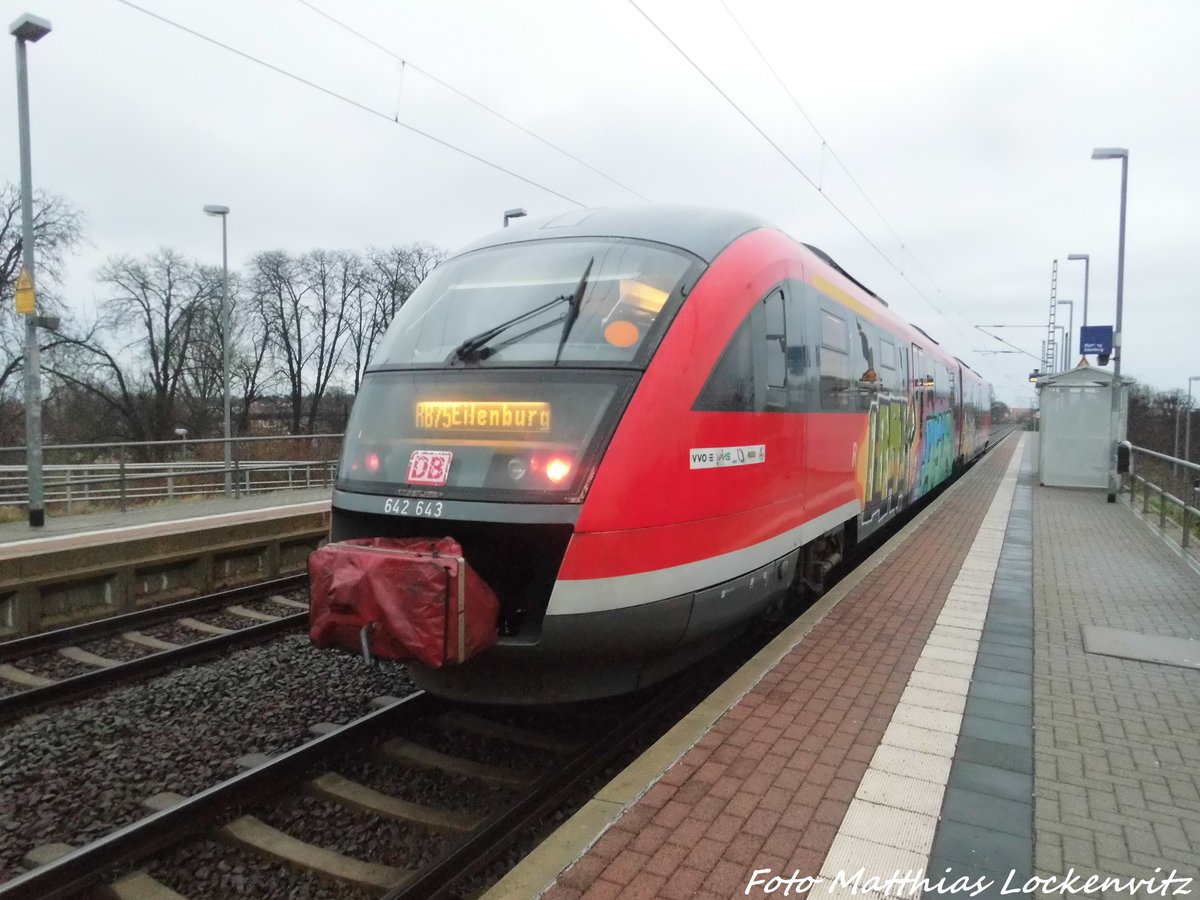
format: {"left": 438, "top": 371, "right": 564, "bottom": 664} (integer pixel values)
{"left": 2, "top": 0, "right": 1196, "bottom": 407}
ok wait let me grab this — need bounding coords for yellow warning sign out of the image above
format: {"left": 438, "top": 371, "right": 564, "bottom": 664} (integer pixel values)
{"left": 14, "top": 269, "right": 34, "bottom": 315}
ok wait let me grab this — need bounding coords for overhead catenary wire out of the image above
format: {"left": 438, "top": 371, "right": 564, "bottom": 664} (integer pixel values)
{"left": 719, "top": 0, "right": 961, "bottom": 309}
{"left": 719, "top": 4, "right": 982, "bottom": 349}
{"left": 974, "top": 326, "right": 1041, "bottom": 363}
{"left": 113, "top": 0, "right": 588, "bottom": 208}
{"left": 293, "top": 0, "right": 651, "bottom": 204}
{"left": 625, "top": 0, "right": 974, "bottom": 349}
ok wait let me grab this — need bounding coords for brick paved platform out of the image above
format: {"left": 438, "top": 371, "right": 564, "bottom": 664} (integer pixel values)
{"left": 1032, "top": 436, "right": 1200, "bottom": 889}
{"left": 489, "top": 433, "right": 1200, "bottom": 900}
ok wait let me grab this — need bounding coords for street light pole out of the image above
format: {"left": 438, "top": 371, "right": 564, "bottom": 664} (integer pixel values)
{"left": 203, "top": 204, "right": 232, "bottom": 498}
{"left": 12, "top": 12, "right": 51, "bottom": 528}
{"left": 1057, "top": 300, "right": 1073, "bottom": 370}
{"left": 1092, "top": 147, "right": 1128, "bottom": 503}
{"left": 1067, "top": 253, "right": 1090, "bottom": 328}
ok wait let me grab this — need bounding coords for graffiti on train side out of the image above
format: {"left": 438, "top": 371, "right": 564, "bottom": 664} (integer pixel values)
{"left": 918, "top": 409, "right": 955, "bottom": 494}
{"left": 860, "top": 390, "right": 957, "bottom": 521}
{"left": 862, "top": 391, "right": 915, "bottom": 518}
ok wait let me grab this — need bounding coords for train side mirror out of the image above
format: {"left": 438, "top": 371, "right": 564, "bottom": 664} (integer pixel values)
{"left": 1117, "top": 441, "right": 1132, "bottom": 475}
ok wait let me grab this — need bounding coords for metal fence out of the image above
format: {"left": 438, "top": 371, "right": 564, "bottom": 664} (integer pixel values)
{"left": 1127, "top": 444, "right": 1200, "bottom": 560}
{"left": 0, "top": 434, "right": 343, "bottom": 513}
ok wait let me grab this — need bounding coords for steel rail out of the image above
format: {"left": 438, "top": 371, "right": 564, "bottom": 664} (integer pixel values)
{"left": 0, "top": 574, "right": 308, "bottom": 662}
{"left": 0, "top": 420, "right": 1022, "bottom": 897}
{"left": 386, "top": 677, "right": 710, "bottom": 899}
{"left": 0, "top": 612, "right": 309, "bottom": 724}
{"left": 0, "top": 691, "right": 436, "bottom": 900}
{"left": 384, "top": 423, "right": 1022, "bottom": 898}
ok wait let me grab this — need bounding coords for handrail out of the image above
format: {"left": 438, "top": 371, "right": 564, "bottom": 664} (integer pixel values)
{"left": 1127, "top": 444, "right": 1199, "bottom": 553}
{"left": 1128, "top": 444, "right": 1200, "bottom": 474}
{"left": 0, "top": 433, "right": 342, "bottom": 512}
{"left": 0, "top": 433, "right": 343, "bottom": 455}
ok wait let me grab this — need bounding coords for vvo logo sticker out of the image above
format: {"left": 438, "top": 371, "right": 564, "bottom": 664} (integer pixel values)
{"left": 689, "top": 444, "right": 767, "bottom": 469}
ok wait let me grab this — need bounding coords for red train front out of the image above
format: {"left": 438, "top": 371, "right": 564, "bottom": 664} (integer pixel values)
{"left": 324, "top": 207, "right": 991, "bottom": 703}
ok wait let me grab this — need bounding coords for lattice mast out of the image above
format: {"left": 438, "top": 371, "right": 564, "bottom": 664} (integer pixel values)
{"left": 1045, "top": 260, "right": 1059, "bottom": 373}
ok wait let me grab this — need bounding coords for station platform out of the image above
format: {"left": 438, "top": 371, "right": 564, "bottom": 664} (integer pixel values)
{"left": 0, "top": 490, "right": 332, "bottom": 637}
{"left": 490, "top": 434, "right": 1200, "bottom": 899}
{"left": 0, "top": 488, "right": 330, "bottom": 552}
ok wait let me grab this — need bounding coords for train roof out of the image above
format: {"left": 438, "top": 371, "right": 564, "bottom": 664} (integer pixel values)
{"left": 454, "top": 206, "right": 766, "bottom": 264}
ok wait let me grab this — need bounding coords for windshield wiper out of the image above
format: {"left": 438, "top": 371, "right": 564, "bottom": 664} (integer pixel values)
{"left": 449, "top": 258, "right": 595, "bottom": 364}
{"left": 554, "top": 257, "right": 593, "bottom": 365}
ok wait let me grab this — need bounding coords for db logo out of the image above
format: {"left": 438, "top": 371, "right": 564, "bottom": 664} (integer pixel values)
{"left": 406, "top": 450, "right": 453, "bottom": 486}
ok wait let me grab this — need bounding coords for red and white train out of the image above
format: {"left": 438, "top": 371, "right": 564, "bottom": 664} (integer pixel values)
{"left": 327, "top": 207, "right": 992, "bottom": 703}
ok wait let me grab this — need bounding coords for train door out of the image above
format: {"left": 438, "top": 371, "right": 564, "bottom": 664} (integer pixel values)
{"left": 807, "top": 302, "right": 856, "bottom": 518}
{"left": 873, "top": 334, "right": 906, "bottom": 520}
{"left": 852, "top": 316, "right": 886, "bottom": 536}
{"left": 781, "top": 279, "right": 810, "bottom": 523}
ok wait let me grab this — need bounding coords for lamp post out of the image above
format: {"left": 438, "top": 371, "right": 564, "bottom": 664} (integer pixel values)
{"left": 503, "top": 208, "right": 526, "bottom": 228}
{"left": 202, "top": 204, "right": 232, "bottom": 498}
{"left": 1068, "top": 253, "right": 1090, "bottom": 328}
{"left": 12, "top": 12, "right": 51, "bottom": 528}
{"left": 1057, "top": 300, "right": 1074, "bottom": 370}
{"left": 1052, "top": 325, "right": 1065, "bottom": 374}
{"left": 1091, "top": 147, "right": 1129, "bottom": 503}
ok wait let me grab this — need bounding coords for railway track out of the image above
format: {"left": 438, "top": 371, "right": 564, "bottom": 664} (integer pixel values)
{"left": 0, "top": 575, "right": 310, "bottom": 723}
{"left": 0, "top": 674, "right": 704, "bottom": 900}
{"left": 0, "top": 425, "right": 1022, "bottom": 897}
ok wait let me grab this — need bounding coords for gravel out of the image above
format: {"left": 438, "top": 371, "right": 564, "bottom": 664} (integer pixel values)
{"left": 239, "top": 597, "right": 306, "bottom": 618}
{"left": 7, "top": 652, "right": 96, "bottom": 681}
{"left": 345, "top": 756, "right": 511, "bottom": 817}
{"left": 189, "top": 612, "right": 259, "bottom": 632}
{"left": 0, "top": 635, "right": 413, "bottom": 883}
{"left": 139, "top": 621, "right": 213, "bottom": 645}
{"left": 146, "top": 837, "right": 376, "bottom": 900}
{"left": 258, "top": 793, "right": 447, "bottom": 871}
{"left": 78, "top": 635, "right": 157, "bottom": 663}
{"left": 406, "top": 720, "right": 562, "bottom": 774}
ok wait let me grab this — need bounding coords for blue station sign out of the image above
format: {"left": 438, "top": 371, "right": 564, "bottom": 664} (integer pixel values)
{"left": 1079, "top": 325, "right": 1114, "bottom": 355}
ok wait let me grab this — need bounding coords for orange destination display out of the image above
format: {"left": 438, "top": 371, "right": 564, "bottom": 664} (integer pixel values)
{"left": 415, "top": 400, "right": 551, "bottom": 432}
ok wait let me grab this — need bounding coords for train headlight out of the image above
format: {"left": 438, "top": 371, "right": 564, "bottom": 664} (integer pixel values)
{"left": 545, "top": 456, "right": 573, "bottom": 485}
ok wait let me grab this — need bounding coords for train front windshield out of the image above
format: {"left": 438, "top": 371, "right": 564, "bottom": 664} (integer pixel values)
{"left": 338, "top": 237, "right": 702, "bottom": 501}
{"left": 370, "top": 237, "right": 699, "bottom": 368}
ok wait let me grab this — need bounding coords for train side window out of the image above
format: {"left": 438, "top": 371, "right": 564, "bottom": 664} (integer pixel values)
{"left": 879, "top": 337, "right": 897, "bottom": 391}
{"left": 912, "top": 344, "right": 929, "bottom": 391}
{"left": 695, "top": 288, "right": 790, "bottom": 412}
{"left": 820, "top": 309, "right": 851, "bottom": 410}
{"left": 695, "top": 313, "right": 756, "bottom": 411}
{"left": 764, "top": 289, "right": 787, "bottom": 408}
{"left": 784, "top": 279, "right": 810, "bottom": 411}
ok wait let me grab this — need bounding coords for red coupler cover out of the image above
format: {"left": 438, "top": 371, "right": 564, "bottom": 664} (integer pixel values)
{"left": 308, "top": 536, "right": 499, "bottom": 668}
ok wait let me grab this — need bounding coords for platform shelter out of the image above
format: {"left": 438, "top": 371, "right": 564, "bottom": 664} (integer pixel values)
{"left": 1036, "top": 365, "right": 1133, "bottom": 489}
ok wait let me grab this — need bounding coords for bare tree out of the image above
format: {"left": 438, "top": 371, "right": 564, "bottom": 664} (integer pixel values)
{"left": 232, "top": 287, "right": 274, "bottom": 436}
{"left": 344, "top": 243, "right": 445, "bottom": 391}
{"left": 50, "top": 250, "right": 221, "bottom": 446}
{"left": 304, "top": 250, "right": 359, "bottom": 432}
{"left": 0, "top": 183, "right": 85, "bottom": 437}
{"left": 250, "top": 249, "right": 353, "bottom": 434}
